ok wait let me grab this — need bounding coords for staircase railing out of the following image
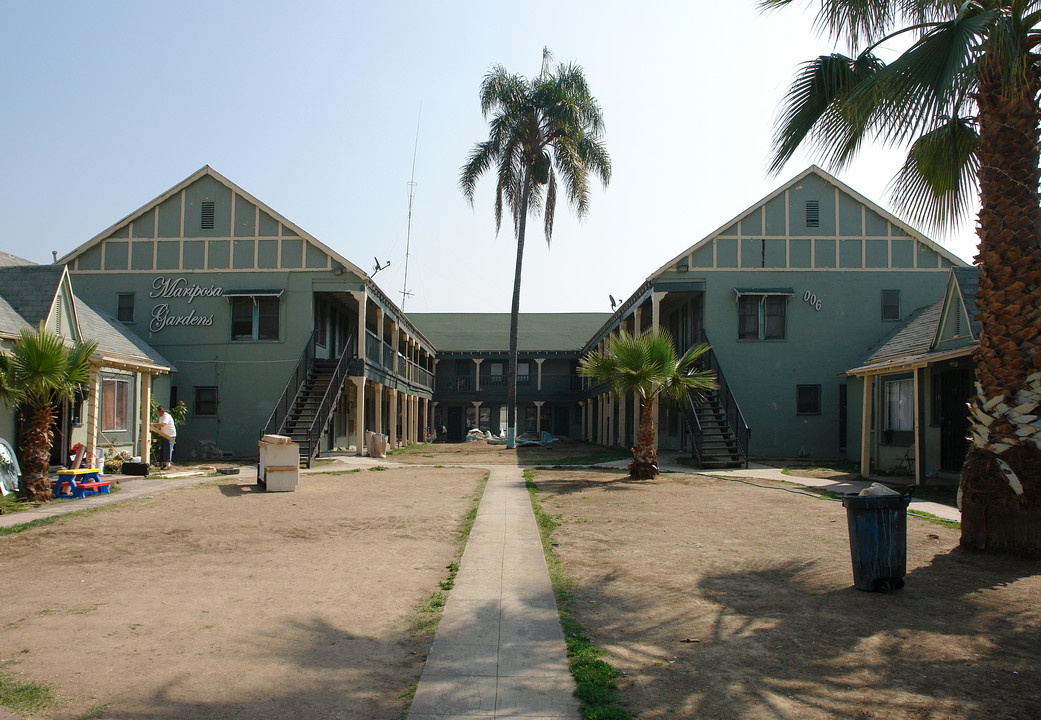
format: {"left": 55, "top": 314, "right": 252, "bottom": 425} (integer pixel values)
{"left": 261, "top": 330, "right": 317, "bottom": 437}
{"left": 302, "top": 339, "right": 354, "bottom": 468}
{"left": 698, "top": 330, "right": 750, "bottom": 467}
{"left": 679, "top": 392, "right": 705, "bottom": 467}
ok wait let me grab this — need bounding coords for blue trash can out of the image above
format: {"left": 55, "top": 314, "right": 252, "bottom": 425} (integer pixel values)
{"left": 842, "top": 491, "right": 912, "bottom": 593}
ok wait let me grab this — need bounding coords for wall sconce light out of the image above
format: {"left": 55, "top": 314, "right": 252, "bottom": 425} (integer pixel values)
{"left": 677, "top": 259, "right": 689, "bottom": 273}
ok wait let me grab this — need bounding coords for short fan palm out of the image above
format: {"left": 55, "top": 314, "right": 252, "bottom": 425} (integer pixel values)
{"left": 579, "top": 330, "right": 716, "bottom": 479}
{"left": 0, "top": 322, "right": 96, "bottom": 501}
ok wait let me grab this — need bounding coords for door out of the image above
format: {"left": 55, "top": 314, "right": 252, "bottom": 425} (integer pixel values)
{"left": 939, "top": 367, "right": 973, "bottom": 471}
{"left": 446, "top": 407, "right": 463, "bottom": 442}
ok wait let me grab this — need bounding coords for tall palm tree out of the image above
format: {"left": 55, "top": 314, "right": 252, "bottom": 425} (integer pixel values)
{"left": 764, "top": 0, "right": 1041, "bottom": 556}
{"left": 579, "top": 330, "right": 717, "bottom": 479}
{"left": 0, "top": 323, "right": 96, "bottom": 501}
{"left": 461, "top": 48, "right": 611, "bottom": 448}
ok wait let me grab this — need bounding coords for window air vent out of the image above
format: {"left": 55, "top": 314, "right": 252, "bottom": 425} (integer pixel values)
{"left": 201, "top": 201, "right": 215, "bottom": 230}
{"left": 806, "top": 200, "right": 820, "bottom": 228}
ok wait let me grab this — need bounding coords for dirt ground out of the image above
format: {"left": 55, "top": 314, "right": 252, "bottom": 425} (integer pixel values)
{"left": 0, "top": 465, "right": 485, "bottom": 720}
{"left": 530, "top": 468, "right": 1041, "bottom": 720}
{"left": 384, "top": 437, "right": 628, "bottom": 466}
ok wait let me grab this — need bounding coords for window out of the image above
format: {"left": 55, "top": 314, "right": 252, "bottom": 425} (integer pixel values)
{"left": 230, "top": 296, "right": 280, "bottom": 341}
{"left": 194, "top": 386, "right": 218, "bottom": 416}
{"left": 101, "top": 377, "right": 131, "bottom": 432}
{"left": 201, "top": 201, "right": 215, "bottom": 230}
{"left": 738, "top": 294, "right": 787, "bottom": 340}
{"left": 806, "top": 200, "right": 820, "bottom": 227}
{"left": 885, "top": 379, "right": 914, "bottom": 431}
{"left": 797, "top": 385, "right": 821, "bottom": 415}
{"left": 117, "top": 293, "right": 135, "bottom": 322}
{"left": 882, "top": 290, "right": 901, "bottom": 321}
{"left": 518, "top": 361, "right": 531, "bottom": 385}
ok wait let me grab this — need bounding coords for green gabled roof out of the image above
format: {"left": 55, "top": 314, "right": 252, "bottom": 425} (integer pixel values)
{"left": 409, "top": 313, "right": 611, "bottom": 353}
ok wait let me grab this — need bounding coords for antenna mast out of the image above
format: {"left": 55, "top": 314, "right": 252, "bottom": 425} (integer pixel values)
{"left": 401, "top": 109, "right": 421, "bottom": 310}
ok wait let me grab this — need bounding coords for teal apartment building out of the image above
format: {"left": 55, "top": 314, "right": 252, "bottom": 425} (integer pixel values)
{"left": 0, "top": 165, "right": 971, "bottom": 482}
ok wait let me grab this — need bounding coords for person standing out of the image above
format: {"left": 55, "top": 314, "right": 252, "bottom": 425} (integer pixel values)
{"left": 151, "top": 405, "right": 177, "bottom": 470}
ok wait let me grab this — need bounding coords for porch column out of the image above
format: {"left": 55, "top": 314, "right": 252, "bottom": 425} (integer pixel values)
{"left": 410, "top": 393, "right": 418, "bottom": 445}
{"left": 139, "top": 374, "right": 152, "bottom": 464}
{"left": 534, "top": 401, "right": 544, "bottom": 435}
{"left": 913, "top": 367, "right": 923, "bottom": 485}
{"left": 860, "top": 375, "right": 873, "bottom": 478}
{"left": 652, "top": 292, "right": 666, "bottom": 452}
{"left": 351, "top": 291, "right": 367, "bottom": 361}
{"left": 606, "top": 394, "right": 614, "bottom": 446}
{"left": 420, "top": 397, "right": 428, "bottom": 442}
{"left": 474, "top": 358, "right": 483, "bottom": 392}
{"left": 617, "top": 393, "right": 627, "bottom": 450}
{"left": 391, "top": 323, "right": 400, "bottom": 374}
{"left": 580, "top": 401, "right": 586, "bottom": 441}
{"left": 373, "top": 383, "right": 383, "bottom": 436}
{"left": 536, "top": 358, "right": 545, "bottom": 391}
{"left": 388, "top": 388, "right": 398, "bottom": 447}
{"left": 85, "top": 365, "right": 100, "bottom": 465}
{"left": 352, "top": 376, "right": 366, "bottom": 455}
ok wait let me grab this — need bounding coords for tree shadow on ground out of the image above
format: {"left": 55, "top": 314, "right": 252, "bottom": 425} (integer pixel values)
{"left": 581, "top": 548, "right": 1041, "bottom": 719}
{"left": 531, "top": 468, "right": 650, "bottom": 495}
{"left": 91, "top": 614, "right": 427, "bottom": 720}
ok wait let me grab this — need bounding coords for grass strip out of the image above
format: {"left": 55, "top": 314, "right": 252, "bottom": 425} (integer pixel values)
{"left": 409, "top": 470, "right": 489, "bottom": 635}
{"left": 525, "top": 469, "right": 633, "bottom": 720}
{"left": 0, "top": 667, "right": 57, "bottom": 714}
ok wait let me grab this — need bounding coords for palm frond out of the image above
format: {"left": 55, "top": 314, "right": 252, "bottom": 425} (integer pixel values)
{"left": 866, "top": 9, "right": 993, "bottom": 145}
{"left": 890, "top": 114, "right": 980, "bottom": 233}
{"left": 544, "top": 165, "right": 557, "bottom": 243}
{"left": 770, "top": 52, "right": 883, "bottom": 174}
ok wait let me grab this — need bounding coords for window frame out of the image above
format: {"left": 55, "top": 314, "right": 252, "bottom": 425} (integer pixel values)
{"left": 194, "top": 386, "right": 219, "bottom": 417}
{"left": 882, "top": 289, "right": 901, "bottom": 321}
{"left": 100, "top": 376, "right": 131, "bottom": 433}
{"left": 117, "top": 293, "right": 135, "bottom": 323}
{"left": 230, "top": 295, "right": 281, "bottom": 342}
{"left": 737, "top": 293, "right": 789, "bottom": 341}
{"left": 884, "top": 377, "right": 914, "bottom": 433}
{"left": 796, "top": 385, "right": 822, "bottom": 416}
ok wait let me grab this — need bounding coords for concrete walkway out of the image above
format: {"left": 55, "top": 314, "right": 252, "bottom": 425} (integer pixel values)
{"left": 407, "top": 465, "right": 579, "bottom": 719}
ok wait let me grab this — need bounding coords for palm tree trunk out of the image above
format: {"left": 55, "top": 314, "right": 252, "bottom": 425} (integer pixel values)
{"left": 506, "top": 168, "right": 532, "bottom": 449}
{"left": 630, "top": 397, "right": 658, "bottom": 479}
{"left": 960, "top": 55, "right": 1041, "bottom": 557}
{"left": 21, "top": 404, "right": 55, "bottom": 501}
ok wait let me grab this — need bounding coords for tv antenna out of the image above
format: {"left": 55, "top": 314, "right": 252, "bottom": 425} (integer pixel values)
{"left": 400, "top": 107, "right": 421, "bottom": 310}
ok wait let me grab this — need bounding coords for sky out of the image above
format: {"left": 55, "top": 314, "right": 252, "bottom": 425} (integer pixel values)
{"left": 0, "top": 1, "right": 980, "bottom": 315}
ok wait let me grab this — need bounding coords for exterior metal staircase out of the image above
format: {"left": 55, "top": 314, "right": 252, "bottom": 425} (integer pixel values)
{"left": 281, "top": 359, "right": 339, "bottom": 466}
{"left": 261, "top": 331, "right": 354, "bottom": 468}
{"left": 680, "top": 331, "right": 750, "bottom": 469}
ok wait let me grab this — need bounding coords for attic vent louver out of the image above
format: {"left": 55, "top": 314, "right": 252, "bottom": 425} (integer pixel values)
{"left": 201, "top": 201, "right": 215, "bottom": 230}
{"left": 805, "top": 200, "right": 820, "bottom": 228}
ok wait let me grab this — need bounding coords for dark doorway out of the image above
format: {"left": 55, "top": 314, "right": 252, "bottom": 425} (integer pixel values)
{"left": 939, "top": 366, "right": 973, "bottom": 471}
{"left": 553, "top": 406, "right": 569, "bottom": 437}
{"left": 446, "top": 406, "right": 464, "bottom": 442}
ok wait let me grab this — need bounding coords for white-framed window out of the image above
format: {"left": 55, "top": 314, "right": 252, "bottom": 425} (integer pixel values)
{"left": 885, "top": 378, "right": 914, "bottom": 431}
{"left": 101, "top": 376, "right": 131, "bottom": 432}
{"left": 738, "top": 294, "right": 787, "bottom": 340}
